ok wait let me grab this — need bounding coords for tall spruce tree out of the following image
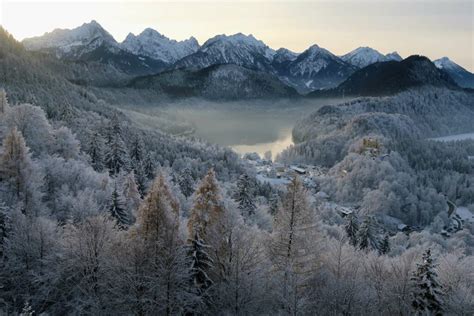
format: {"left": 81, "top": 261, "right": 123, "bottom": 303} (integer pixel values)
{"left": 357, "top": 216, "right": 380, "bottom": 252}
{"left": 187, "top": 232, "right": 214, "bottom": 293}
{"left": 178, "top": 167, "right": 195, "bottom": 198}
{"left": 109, "top": 183, "right": 131, "bottom": 229}
{"left": 86, "top": 131, "right": 105, "bottom": 172}
{"left": 411, "top": 249, "right": 444, "bottom": 315}
{"left": 105, "top": 133, "right": 130, "bottom": 176}
{"left": 235, "top": 173, "right": 256, "bottom": 218}
{"left": 344, "top": 212, "right": 359, "bottom": 247}
{"left": 379, "top": 234, "right": 391, "bottom": 255}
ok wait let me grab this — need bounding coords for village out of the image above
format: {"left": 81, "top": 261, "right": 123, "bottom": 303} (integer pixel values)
{"left": 243, "top": 149, "right": 474, "bottom": 238}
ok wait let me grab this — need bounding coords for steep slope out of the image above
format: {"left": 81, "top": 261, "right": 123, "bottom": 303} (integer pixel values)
{"left": 310, "top": 55, "right": 459, "bottom": 97}
{"left": 128, "top": 64, "right": 297, "bottom": 100}
{"left": 434, "top": 57, "right": 474, "bottom": 89}
{"left": 276, "top": 44, "right": 357, "bottom": 93}
{"left": 341, "top": 47, "right": 402, "bottom": 68}
{"left": 121, "top": 28, "right": 199, "bottom": 63}
{"left": 173, "top": 33, "right": 275, "bottom": 72}
{"left": 22, "top": 21, "right": 167, "bottom": 76}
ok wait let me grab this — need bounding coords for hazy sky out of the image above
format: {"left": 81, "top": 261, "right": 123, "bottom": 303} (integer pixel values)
{"left": 1, "top": 0, "right": 473, "bottom": 71}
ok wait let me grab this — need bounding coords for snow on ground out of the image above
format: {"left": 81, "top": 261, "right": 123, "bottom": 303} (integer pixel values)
{"left": 431, "top": 132, "right": 474, "bottom": 142}
{"left": 256, "top": 174, "right": 290, "bottom": 185}
{"left": 456, "top": 206, "right": 474, "bottom": 223}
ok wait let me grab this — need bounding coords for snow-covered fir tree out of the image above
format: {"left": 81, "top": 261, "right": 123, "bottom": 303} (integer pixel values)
{"left": 129, "top": 134, "right": 145, "bottom": 163}
{"left": 0, "top": 127, "right": 43, "bottom": 215}
{"left": 86, "top": 131, "right": 105, "bottom": 172}
{"left": 235, "top": 173, "right": 256, "bottom": 218}
{"left": 345, "top": 212, "right": 359, "bottom": 247}
{"left": 143, "top": 151, "right": 157, "bottom": 180}
{"left": 187, "top": 232, "right": 214, "bottom": 295}
{"left": 109, "top": 183, "right": 131, "bottom": 229}
{"left": 178, "top": 167, "right": 195, "bottom": 198}
{"left": 105, "top": 133, "right": 130, "bottom": 175}
{"left": 379, "top": 234, "right": 391, "bottom": 255}
{"left": 357, "top": 216, "right": 380, "bottom": 252}
{"left": 269, "top": 192, "right": 280, "bottom": 215}
{"left": 0, "top": 88, "right": 9, "bottom": 114}
{"left": 411, "top": 249, "right": 444, "bottom": 315}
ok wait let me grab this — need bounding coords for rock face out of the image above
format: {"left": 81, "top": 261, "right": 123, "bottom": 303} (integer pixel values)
{"left": 121, "top": 28, "right": 199, "bottom": 63}
{"left": 128, "top": 64, "right": 298, "bottom": 100}
{"left": 434, "top": 57, "right": 474, "bottom": 89}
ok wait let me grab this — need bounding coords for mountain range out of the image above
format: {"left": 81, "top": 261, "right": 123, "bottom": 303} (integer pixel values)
{"left": 309, "top": 55, "right": 459, "bottom": 97}
{"left": 15, "top": 20, "right": 474, "bottom": 98}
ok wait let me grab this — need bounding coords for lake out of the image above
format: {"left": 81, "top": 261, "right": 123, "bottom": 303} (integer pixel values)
{"left": 163, "top": 98, "right": 344, "bottom": 159}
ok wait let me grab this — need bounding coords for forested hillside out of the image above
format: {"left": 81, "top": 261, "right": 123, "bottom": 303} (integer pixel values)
{"left": 280, "top": 88, "right": 474, "bottom": 226}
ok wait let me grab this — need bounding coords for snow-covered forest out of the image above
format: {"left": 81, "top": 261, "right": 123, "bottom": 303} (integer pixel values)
{"left": 0, "top": 24, "right": 473, "bottom": 315}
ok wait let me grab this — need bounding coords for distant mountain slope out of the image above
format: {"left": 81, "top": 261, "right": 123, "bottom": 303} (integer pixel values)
{"left": 276, "top": 45, "right": 357, "bottom": 93}
{"left": 0, "top": 27, "right": 104, "bottom": 115}
{"left": 173, "top": 33, "right": 275, "bottom": 73}
{"left": 22, "top": 21, "right": 168, "bottom": 76}
{"left": 121, "top": 28, "right": 199, "bottom": 63}
{"left": 128, "top": 64, "right": 297, "bottom": 100}
{"left": 310, "top": 55, "right": 459, "bottom": 97}
{"left": 434, "top": 57, "right": 474, "bottom": 89}
{"left": 341, "top": 47, "right": 402, "bottom": 68}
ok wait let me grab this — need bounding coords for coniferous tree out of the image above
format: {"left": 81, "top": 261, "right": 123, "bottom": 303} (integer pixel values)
{"left": 0, "top": 204, "right": 9, "bottom": 259}
{"left": 105, "top": 133, "right": 130, "bottom": 176}
{"left": 130, "top": 135, "right": 145, "bottom": 163}
{"left": 86, "top": 131, "right": 105, "bottom": 172}
{"left": 134, "top": 173, "right": 192, "bottom": 314}
{"left": 0, "top": 88, "right": 9, "bottom": 114}
{"left": 187, "top": 232, "right": 214, "bottom": 294}
{"left": 379, "top": 234, "right": 391, "bottom": 255}
{"left": 178, "top": 167, "right": 195, "bottom": 198}
{"left": 270, "top": 176, "right": 317, "bottom": 314}
{"left": 121, "top": 171, "right": 142, "bottom": 217}
{"left": 357, "top": 216, "right": 380, "bottom": 252}
{"left": 0, "top": 127, "right": 43, "bottom": 215}
{"left": 188, "top": 169, "right": 224, "bottom": 240}
{"left": 143, "top": 151, "right": 157, "bottom": 180}
{"left": 411, "top": 249, "right": 444, "bottom": 315}
{"left": 269, "top": 193, "right": 280, "bottom": 216}
{"left": 109, "top": 183, "right": 131, "bottom": 229}
{"left": 345, "top": 212, "right": 359, "bottom": 247}
{"left": 235, "top": 173, "right": 256, "bottom": 218}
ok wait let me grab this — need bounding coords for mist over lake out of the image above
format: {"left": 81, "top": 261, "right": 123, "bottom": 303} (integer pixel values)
{"left": 160, "top": 98, "right": 344, "bottom": 158}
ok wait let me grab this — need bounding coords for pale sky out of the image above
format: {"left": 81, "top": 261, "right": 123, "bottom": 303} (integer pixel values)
{"left": 1, "top": 0, "right": 473, "bottom": 71}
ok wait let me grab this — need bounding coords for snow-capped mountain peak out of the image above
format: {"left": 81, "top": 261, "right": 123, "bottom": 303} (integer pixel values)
{"left": 174, "top": 32, "right": 276, "bottom": 72}
{"left": 201, "top": 33, "right": 276, "bottom": 59}
{"left": 121, "top": 28, "right": 199, "bottom": 63}
{"left": 22, "top": 20, "right": 118, "bottom": 57}
{"left": 273, "top": 48, "right": 299, "bottom": 63}
{"left": 434, "top": 57, "right": 458, "bottom": 70}
{"left": 433, "top": 57, "right": 474, "bottom": 88}
{"left": 341, "top": 47, "right": 387, "bottom": 68}
{"left": 385, "top": 51, "right": 402, "bottom": 61}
